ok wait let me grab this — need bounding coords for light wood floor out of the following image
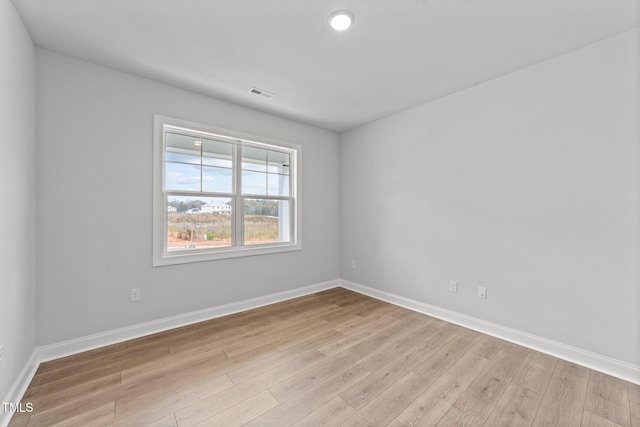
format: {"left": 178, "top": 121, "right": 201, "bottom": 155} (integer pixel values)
{"left": 9, "top": 288, "right": 640, "bottom": 427}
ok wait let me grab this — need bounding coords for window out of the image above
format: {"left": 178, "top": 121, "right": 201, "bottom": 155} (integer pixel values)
{"left": 153, "top": 115, "right": 301, "bottom": 266}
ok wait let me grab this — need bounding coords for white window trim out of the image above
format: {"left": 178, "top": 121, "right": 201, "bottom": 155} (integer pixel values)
{"left": 153, "top": 115, "right": 302, "bottom": 266}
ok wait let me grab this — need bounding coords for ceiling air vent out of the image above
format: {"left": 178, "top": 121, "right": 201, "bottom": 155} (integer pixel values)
{"left": 249, "top": 87, "right": 275, "bottom": 100}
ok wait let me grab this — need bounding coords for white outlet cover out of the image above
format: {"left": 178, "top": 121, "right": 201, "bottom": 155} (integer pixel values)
{"left": 449, "top": 280, "right": 458, "bottom": 292}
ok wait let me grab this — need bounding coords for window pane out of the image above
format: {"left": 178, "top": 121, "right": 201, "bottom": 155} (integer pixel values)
{"left": 202, "top": 138, "right": 232, "bottom": 168}
{"left": 267, "top": 174, "right": 290, "bottom": 196}
{"left": 165, "top": 162, "right": 201, "bottom": 191}
{"left": 242, "top": 171, "right": 267, "bottom": 195}
{"left": 242, "top": 146, "right": 267, "bottom": 172}
{"left": 267, "top": 151, "right": 290, "bottom": 175}
{"left": 167, "top": 196, "right": 232, "bottom": 250}
{"left": 244, "top": 199, "right": 290, "bottom": 245}
{"left": 166, "top": 132, "right": 201, "bottom": 164}
{"left": 202, "top": 166, "right": 232, "bottom": 193}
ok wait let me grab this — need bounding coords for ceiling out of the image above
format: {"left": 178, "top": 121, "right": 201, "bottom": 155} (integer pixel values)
{"left": 12, "top": 0, "right": 640, "bottom": 132}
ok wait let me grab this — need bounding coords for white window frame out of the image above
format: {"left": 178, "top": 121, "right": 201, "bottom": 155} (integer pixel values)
{"left": 153, "top": 115, "right": 301, "bottom": 266}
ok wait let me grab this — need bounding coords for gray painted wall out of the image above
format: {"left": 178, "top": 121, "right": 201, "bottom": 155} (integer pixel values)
{"left": 36, "top": 49, "right": 340, "bottom": 346}
{"left": 340, "top": 30, "right": 640, "bottom": 366}
{"left": 0, "top": 0, "right": 36, "bottom": 401}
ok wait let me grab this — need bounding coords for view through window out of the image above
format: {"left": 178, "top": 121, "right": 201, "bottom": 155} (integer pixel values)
{"left": 153, "top": 116, "right": 300, "bottom": 265}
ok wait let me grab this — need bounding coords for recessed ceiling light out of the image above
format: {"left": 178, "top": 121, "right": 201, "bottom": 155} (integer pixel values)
{"left": 328, "top": 10, "right": 354, "bottom": 31}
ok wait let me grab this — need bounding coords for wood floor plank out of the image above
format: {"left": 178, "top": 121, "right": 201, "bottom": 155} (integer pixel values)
{"left": 125, "top": 328, "right": 200, "bottom": 351}
{"left": 629, "top": 383, "right": 640, "bottom": 404}
{"left": 270, "top": 352, "right": 361, "bottom": 403}
{"left": 459, "top": 343, "right": 529, "bottom": 406}
{"left": 22, "top": 390, "right": 119, "bottom": 427}
{"left": 192, "top": 390, "right": 279, "bottom": 427}
{"left": 22, "top": 373, "right": 120, "bottom": 413}
{"left": 29, "top": 345, "right": 170, "bottom": 389}
{"left": 189, "top": 312, "right": 249, "bottom": 336}
{"left": 512, "top": 350, "right": 557, "bottom": 394}
{"left": 117, "top": 353, "right": 233, "bottom": 404}
{"left": 434, "top": 394, "right": 493, "bottom": 427}
{"left": 340, "top": 372, "right": 432, "bottom": 426}
{"left": 6, "top": 415, "right": 29, "bottom": 427}
{"left": 290, "top": 396, "right": 355, "bottom": 427}
{"left": 584, "top": 371, "right": 631, "bottom": 427}
{"left": 340, "top": 328, "right": 462, "bottom": 410}
{"left": 324, "top": 318, "right": 411, "bottom": 362}
{"left": 469, "top": 335, "right": 506, "bottom": 360}
{"left": 388, "top": 307, "right": 439, "bottom": 324}
{"left": 396, "top": 351, "right": 489, "bottom": 426}
{"left": 271, "top": 314, "right": 360, "bottom": 351}
{"left": 34, "top": 342, "right": 127, "bottom": 375}
{"left": 555, "top": 358, "right": 590, "bottom": 379}
{"left": 244, "top": 364, "right": 371, "bottom": 427}
{"left": 113, "top": 374, "right": 233, "bottom": 426}
{"left": 174, "top": 351, "right": 327, "bottom": 427}
{"left": 226, "top": 330, "right": 339, "bottom": 384}
{"left": 275, "top": 300, "right": 341, "bottom": 321}
{"left": 120, "top": 347, "right": 228, "bottom": 385}
{"left": 222, "top": 317, "right": 328, "bottom": 358}
{"left": 531, "top": 366, "right": 588, "bottom": 427}
{"left": 49, "top": 401, "right": 115, "bottom": 427}
{"left": 187, "top": 317, "right": 294, "bottom": 354}
{"left": 482, "top": 383, "right": 543, "bottom": 427}
{"left": 144, "top": 413, "right": 177, "bottom": 427}
{"left": 432, "top": 342, "right": 529, "bottom": 427}
{"left": 631, "top": 401, "right": 640, "bottom": 427}
{"left": 582, "top": 410, "right": 626, "bottom": 427}
{"left": 192, "top": 308, "right": 285, "bottom": 339}
{"left": 411, "top": 327, "right": 483, "bottom": 381}
{"left": 357, "top": 322, "right": 460, "bottom": 373}
{"left": 333, "top": 305, "right": 400, "bottom": 335}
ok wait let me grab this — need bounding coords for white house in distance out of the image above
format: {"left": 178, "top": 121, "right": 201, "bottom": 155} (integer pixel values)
{"left": 167, "top": 206, "right": 177, "bottom": 213}
{"left": 200, "top": 201, "right": 231, "bottom": 215}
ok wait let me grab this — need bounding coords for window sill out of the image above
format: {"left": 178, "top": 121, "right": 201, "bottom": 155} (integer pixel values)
{"left": 152, "top": 242, "right": 302, "bottom": 266}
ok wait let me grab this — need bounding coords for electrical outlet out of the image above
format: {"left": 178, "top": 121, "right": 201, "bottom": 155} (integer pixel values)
{"left": 130, "top": 288, "right": 141, "bottom": 302}
{"left": 449, "top": 280, "right": 458, "bottom": 293}
{"left": 351, "top": 260, "right": 357, "bottom": 269}
{"left": 478, "top": 286, "right": 487, "bottom": 299}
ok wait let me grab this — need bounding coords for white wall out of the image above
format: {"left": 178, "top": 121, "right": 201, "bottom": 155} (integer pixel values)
{"left": 36, "top": 49, "right": 340, "bottom": 346}
{"left": 341, "top": 29, "right": 640, "bottom": 366}
{"left": 0, "top": 0, "right": 36, "bottom": 401}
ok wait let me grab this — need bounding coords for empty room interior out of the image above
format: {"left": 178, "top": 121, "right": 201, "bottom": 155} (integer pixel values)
{"left": 1, "top": 0, "right": 640, "bottom": 426}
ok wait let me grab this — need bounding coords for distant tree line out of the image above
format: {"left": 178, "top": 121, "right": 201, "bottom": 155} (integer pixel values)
{"left": 244, "top": 199, "right": 278, "bottom": 216}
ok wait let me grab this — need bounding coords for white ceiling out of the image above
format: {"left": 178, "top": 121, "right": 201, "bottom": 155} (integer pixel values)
{"left": 12, "top": 0, "right": 640, "bottom": 132}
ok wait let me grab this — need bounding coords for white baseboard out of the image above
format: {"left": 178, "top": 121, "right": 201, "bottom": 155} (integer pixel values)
{"left": 340, "top": 279, "right": 640, "bottom": 385}
{"left": 1, "top": 279, "right": 339, "bottom": 427}
{"left": 0, "top": 350, "right": 38, "bottom": 427}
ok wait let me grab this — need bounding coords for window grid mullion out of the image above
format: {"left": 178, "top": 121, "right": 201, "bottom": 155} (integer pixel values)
{"left": 199, "top": 140, "right": 203, "bottom": 193}
{"left": 233, "top": 143, "right": 243, "bottom": 247}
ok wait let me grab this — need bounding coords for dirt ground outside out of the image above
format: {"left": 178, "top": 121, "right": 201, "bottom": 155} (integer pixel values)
{"left": 167, "top": 212, "right": 280, "bottom": 248}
